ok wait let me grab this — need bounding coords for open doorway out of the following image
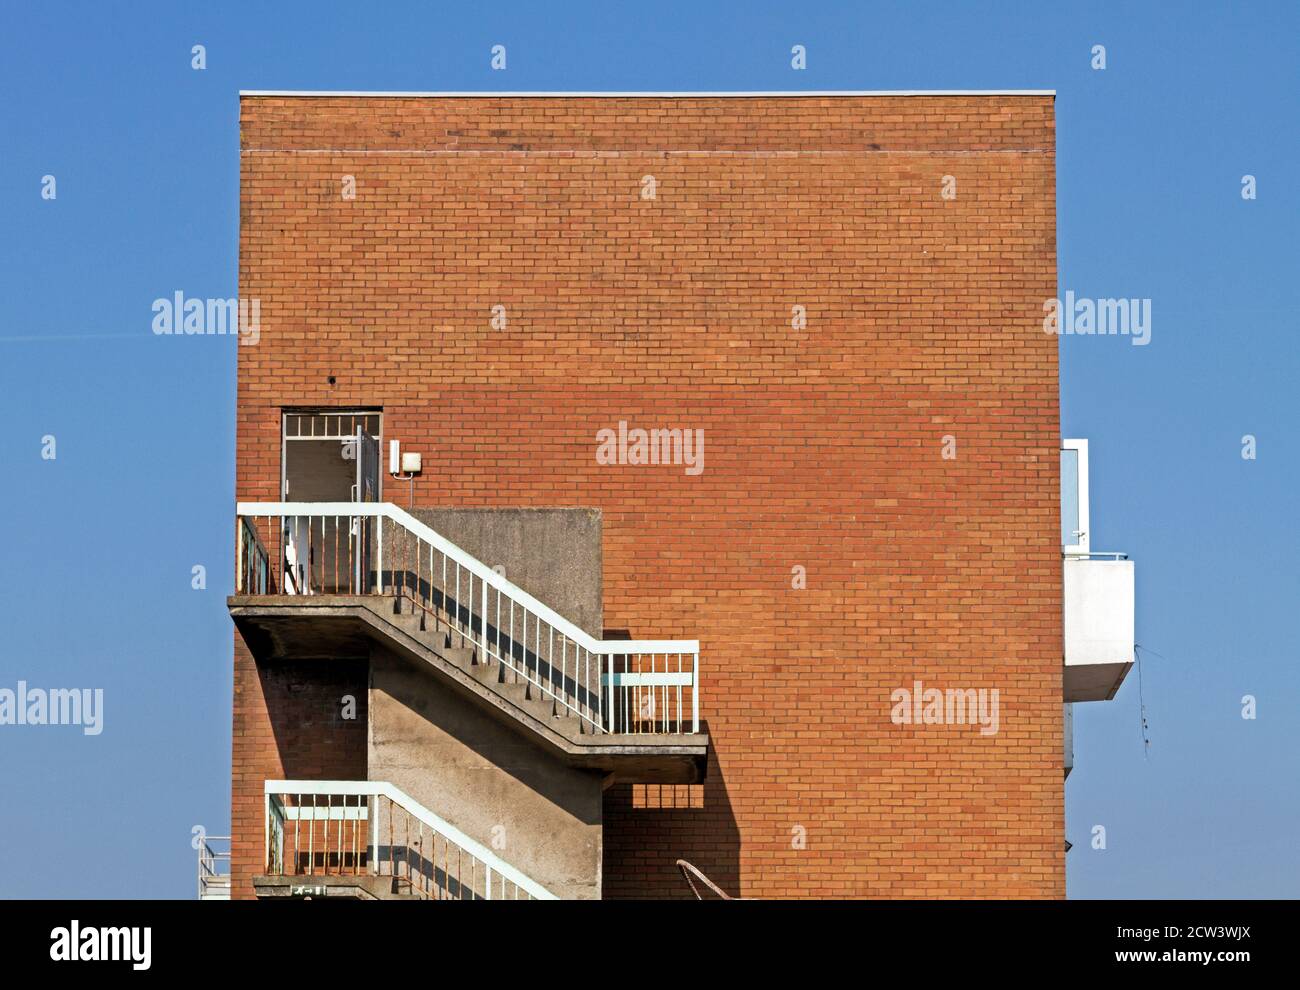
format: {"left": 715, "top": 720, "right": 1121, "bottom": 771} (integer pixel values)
{"left": 282, "top": 411, "right": 382, "bottom": 502}
{"left": 281, "top": 411, "right": 381, "bottom": 593}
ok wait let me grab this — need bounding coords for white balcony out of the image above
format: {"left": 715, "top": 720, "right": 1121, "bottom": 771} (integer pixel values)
{"left": 1063, "top": 555, "right": 1134, "bottom": 702}
{"left": 1061, "top": 439, "right": 1135, "bottom": 703}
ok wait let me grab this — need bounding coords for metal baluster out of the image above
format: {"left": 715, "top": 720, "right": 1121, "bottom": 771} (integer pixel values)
{"left": 659, "top": 654, "right": 665, "bottom": 733}
{"left": 677, "top": 653, "right": 683, "bottom": 733}
{"left": 337, "top": 794, "right": 345, "bottom": 873}
{"left": 371, "top": 795, "right": 381, "bottom": 877}
{"left": 308, "top": 793, "right": 315, "bottom": 875}
{"left": 692, "top": 651, "right": 699, "bottom": 733}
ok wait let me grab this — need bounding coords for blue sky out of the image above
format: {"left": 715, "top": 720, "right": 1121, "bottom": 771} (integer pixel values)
{"left": 0, "top": 1, "right": 1295, "bottom": 898}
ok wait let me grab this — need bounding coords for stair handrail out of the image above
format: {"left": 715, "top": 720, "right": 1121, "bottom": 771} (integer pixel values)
{"left": 266, "top": 779, "right": 558, "bottom": 900}
{"left": 237, "top": 501, "right": 701, "bottom": 733}
{"left": 676, "top": 859, "right": 738, "bottom": 900}
{"left": 197, "top": 834, "right": 231, "bottom": 899}
{"left": 236, "top": 501, "right": 698, "bottom": 658}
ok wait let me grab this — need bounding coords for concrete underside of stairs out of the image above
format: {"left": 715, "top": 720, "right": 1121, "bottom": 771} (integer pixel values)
{"left": 371, "top": 646, "right": 603, "bottom": 899}
{"left": 230, "top": 596, "right": 708, "bottom": 782}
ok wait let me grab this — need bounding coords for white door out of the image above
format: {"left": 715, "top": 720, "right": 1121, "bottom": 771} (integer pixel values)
{"left": 1061, "top": 439, "right": 1090, "bottom": 555}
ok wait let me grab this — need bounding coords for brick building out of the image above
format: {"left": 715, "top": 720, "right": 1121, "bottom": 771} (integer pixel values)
{"left": 224, "top": 92, "right": 1134, "bottom": 900}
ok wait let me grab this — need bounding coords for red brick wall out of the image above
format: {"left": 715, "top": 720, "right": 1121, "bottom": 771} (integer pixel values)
{"left": 234, "top": 95, "right": 1061, "bottom": 898}
{"left": 230, "top": 644, "right": 368, "bottom": 899}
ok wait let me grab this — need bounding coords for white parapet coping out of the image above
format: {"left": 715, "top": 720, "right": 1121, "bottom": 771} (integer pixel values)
{"left": 240, "top": 89, "right": 1055, "bottom": 99}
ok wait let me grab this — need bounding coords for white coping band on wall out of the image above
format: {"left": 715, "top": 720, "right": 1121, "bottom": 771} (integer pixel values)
{"left": 239, "top": 90, "right": 1056, "bottom": 98}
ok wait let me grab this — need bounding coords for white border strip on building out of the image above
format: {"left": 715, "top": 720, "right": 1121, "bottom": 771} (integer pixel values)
{"left": 239, "top": 89, "right": 1055, "bottom": 98}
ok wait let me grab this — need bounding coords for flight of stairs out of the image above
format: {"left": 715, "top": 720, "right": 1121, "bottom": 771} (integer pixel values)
{"left": 385, "top": 594, "right": 591, "bottom": 741}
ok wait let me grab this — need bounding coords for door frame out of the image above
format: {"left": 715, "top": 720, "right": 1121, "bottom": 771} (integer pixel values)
{"left": 1061, "top": 438, "right": 1090, "bottom": 556}
{"left": 280, "top": 409, "right": 383, "bottom": 502}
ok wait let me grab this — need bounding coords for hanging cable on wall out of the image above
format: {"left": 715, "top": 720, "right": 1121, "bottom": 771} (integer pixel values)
{"left": 1133, "top": 643, "right": 1169, "bottom": 758}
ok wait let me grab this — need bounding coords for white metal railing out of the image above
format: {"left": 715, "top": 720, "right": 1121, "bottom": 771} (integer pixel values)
{"left": 235, "top": 502, "right": 700, "bottom": 735}
{"left": 264, "top": 780, "right": 556, "bottom": 900}
{"left": 197, "top": 835, "right": 231, "bottom": 900}
{"left": 237, "top": 517, "right": 269, "bottom": 595}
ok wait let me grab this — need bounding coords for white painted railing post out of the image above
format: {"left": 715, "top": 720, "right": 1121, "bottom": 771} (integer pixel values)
{"left": 481, "top": 575, "right": 488, "bottom": 663}
{"left": 606, "top": 654, "right": 614, "bottom": 733}
{"left": 485, "top": 865, "right": 493, "bottom": 900}
{"left": 376, "top": 515, "right": 384, "bottom": 594}
{"left": 371, "top": 795, "right": 381, "bottom": 877}
{"left": 692, "top": 652, "right": 699, "bottom": 734}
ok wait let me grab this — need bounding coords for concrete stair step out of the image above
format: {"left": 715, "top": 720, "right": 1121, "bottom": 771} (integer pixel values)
{"left": 443, "top": 646, "right": 476, "bottom": 666}
{"left": 469, "top": 662, "right": 570, "bottom": 720}
{"left": 381, "top": 877, "right": 433, "bottom": 900}
{"left": 383, "top": 596, "right": 592, "bottom": 738}
{"left": 390, "top": 607, "right": 476, "bottom": 659}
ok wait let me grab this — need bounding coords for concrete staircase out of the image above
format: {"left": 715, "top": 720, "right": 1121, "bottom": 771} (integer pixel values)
{"left": 233, "top": 501, "right": 709, "bottom": 899}
{"left": 232, "top": 591, "right": 707, "bottom": 782}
